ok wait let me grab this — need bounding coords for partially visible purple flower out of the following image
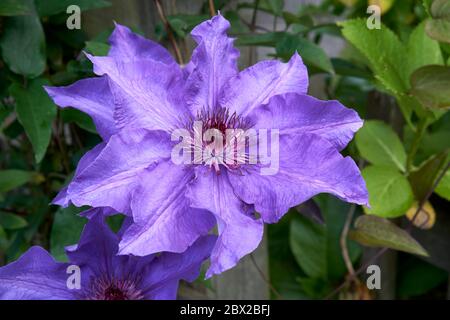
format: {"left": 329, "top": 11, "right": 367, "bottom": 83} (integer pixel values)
{"left": 0, "top": 215, "right": 215, "bottom": 300}
{"left": 45, "top": 14, "right": 368, "bottom": 277}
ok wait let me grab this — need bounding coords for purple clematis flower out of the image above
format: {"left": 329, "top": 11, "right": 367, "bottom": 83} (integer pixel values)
{"left": 0, "top": 215, "right": 215, "bottom": 300}
{"left": 45, "top": 14, "right": 368, "bottom": 277}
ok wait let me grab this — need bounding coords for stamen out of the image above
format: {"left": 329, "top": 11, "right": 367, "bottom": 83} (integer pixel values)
{"left": 181, "top": 107, "right": 254, "bottom": 174}
{"left": 87, "top": 275, "right": 144, "bottom": 300}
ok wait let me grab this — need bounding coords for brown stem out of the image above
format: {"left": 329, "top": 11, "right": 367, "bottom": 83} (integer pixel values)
{"left": 325, "top": 161, "right": 450, "bottom": 299}
{"left": 154, "top": 0, "right": 184, "bottom": 65}
{"left": 407, "top": 162, "right": 449, "bottom": 232}
{"left": 249, "top": 253, "right": 283, "bottom": 299}
{"left": 208, "top": 0, "right": 216, "bottom": 17}
{"left": 325, "top": 247, "right": 388, "bottom": 300}
{"left": 248, "top": 0, "right": 260, "bottom": 66}
{"left": 52, "top": 115, "right": 70, "bottom": 174}
{"left": 340, "top": 204, "right": 356, "bottom": 276}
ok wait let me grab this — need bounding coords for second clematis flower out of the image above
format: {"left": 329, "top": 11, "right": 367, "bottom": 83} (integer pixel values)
{"left": 45, "top": 14, "right": 368, "bottom": 277}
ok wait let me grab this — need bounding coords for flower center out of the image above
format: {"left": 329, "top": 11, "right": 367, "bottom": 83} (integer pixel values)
{"left": 87, "top": 276, "right": 144, "bottom": 300}
{"left": 186, "top": 108, "right": 254, "bottom": 173}
{"left": 195, "top": 107, "right": 251, "bottom": 134}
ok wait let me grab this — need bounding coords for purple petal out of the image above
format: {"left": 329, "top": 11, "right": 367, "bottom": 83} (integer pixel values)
{"left": 87, "top": 55, "right": 188, "bottom": 132}
{"left": 45, "top": 77, "right": 116, "bottom": 140}
{"left": 186, "top": 13, "right": 239, "bottom": 112}
{"left": 228, "top": 133, "right": 369, "bottom": 223}
{"left": 65, "top": 215, "right": 120, "bottom": 282}
{"left": 67, "top": 129, "right": 172, "bottom": 213}
{"left": 119, "top": 161, "right": 215, "bottom": 256}
{"left": 141, "top": 235, "right": 216, "bottom": 300}
{"left": 249, "top": 93, "right": 363, "bottom": 150}
{"left": 220, "top": 52, "right": 308, "bottom": 116}
{"left": 108, "top": 23, "right": 176, "bottom": 65}
{"left": 0, "top": 247, "right": 73, "bottom": 300}
{"left": 186, "top": 169, "right": 263, "bottom": 278}
{"left": 79, "top": 207, "right": 118, "bottom": 219}
{"left": 52, "top": 142, "right": 106, "bottom": 207}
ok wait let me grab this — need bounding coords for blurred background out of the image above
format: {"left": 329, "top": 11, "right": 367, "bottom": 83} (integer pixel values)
{"left": 0, "top": 0, "right": 449, "bottom": 300}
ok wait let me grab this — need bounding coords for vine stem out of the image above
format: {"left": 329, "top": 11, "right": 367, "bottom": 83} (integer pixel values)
{"left": 208, "top": 0, "right": 216, "bottom": 17}
{"left": 406, "top": 118, "right": 427, "bottom": 173}
{"left": 326, "top": 161, "right": 449, "bottom": 299}
{"left": 154, "top": 0, "right": 184, "bottom": 65}
{"left": 248, "top": 0, "right": 260, "bottom": 65}
{"left": 340, "top": 204, "right": 356, "bottom": 276}
{"left": 249, "top": 253, "right": 283, "bottom": 299}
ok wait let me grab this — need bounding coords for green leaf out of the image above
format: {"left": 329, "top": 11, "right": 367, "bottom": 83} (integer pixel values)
{"left": 10, "top": 78, "right": 57, "bottom": 163}
{"left": 349, "top": 215, "right": 428, "bottom": 256}
{"left": 50, "top": 206, "right": 87, "bottom": 261}
{"left": 235, "top": 32, "right": 282, "bottom": 47}
{"left": 425, "top": 0, "right": 450, "bottom": 43}
{"left": 0, "top": 2, "right": 46, "bottom": 78}
{"left": 276, "top": 34, "right": 334, "bottom": 74}
{"left": 85, "top": 41, "right": 110, "bottom": 56}
{"left": 0, "top": 169, "right": 33, "bottom": 192}
{"left": 356, "top": 120, "right": 407, "bottom": 172}
{"left": 404, "top": 22, "right": 444, "bottom": 83}
{"left": 0, "top": 0, "right": 33, "bottom": 16}
{"left": 410, "top": 65, "right": 450, "bottom": 109}
{"left": 262, "top": 0, "right": 284, "bottom": 16}
{"left": 289, "top": 195, "right": 361, "bottom": 280}
{"left": 60, "top": 108, "right": 97, "bottom": 134}
{"left": 268, "top": 212, "right": 308, "bottom": 299}
{"left": 435, "top": 168, "right": 450, "bottom": 200}
{"left": 290, "top": 214, "right": 326, "bottom": 279}
{"left": 167, "top": 14, "right": 209, "bottom": 38}
{"left": 0, "top": 211, "right": 28, "bottom": 229}
{"left": 35, "top": 0, "right": 111, "bottom": 17}
{"left": 362, "top": 166, "right": 414, "bottom": 218}
{"left": 408, "top": 151, "right": 449, "bottom": 202}
{"left": 339, "top": 19, "right": 410, "bottom": 119}
{"left": 426, "top": 19, "right": 450, "bottom": 43}
{"left": 398, "top": 257, "right": 448, "bottom": 298}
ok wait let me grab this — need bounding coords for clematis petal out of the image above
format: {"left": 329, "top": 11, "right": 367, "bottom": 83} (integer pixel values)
{"left": 249, "top": 93, "right": 363, "bottom": 150}
{"left": 0, "top": 247, "right": 73, "bottom": 300}
{"left": 185, "top": 13, "right": 239, "bottom": 112}
{"left": 119, "top": 161, "right": 215, "bottom": 256}
{"left": 220, "top": 52, "right": 308, "bottom": 116}
{"left": 65, "top": 215, "right": 121, "bottom": 284}
{"left": 186, "top": 169, "right": 264, "bottom": 278}
{"left": 87, "top": 55, "right": 189, "bottom": 132}
{"left": 79, "top": 206, "right": 118, "bottom": 219}
{"left": 108, "top": 23, "right": 176, "bottom": 65}
{"left": 45, "top": 77, "right": 116, "bottom": 140}
{"left": 67, "top": 129, "right": 172, "bottom": 213}
{"left": 52, "top": 142, "right": 106, "bottom": 207}
{"left": 141, "top": 235, "right": 216, "bottom": 300}
{"left": 228, "top": 133, "right": 369, "bottom": 224}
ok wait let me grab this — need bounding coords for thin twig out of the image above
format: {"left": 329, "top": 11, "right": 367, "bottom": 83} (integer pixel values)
{"left": 52, "top": 116, "right": 70, "bottom": 174}
{"left": 154, "top": 0, "right": 184, "bottom": 65}
{"left": 249, "top": 253, "right": 283, "bottom": 299}
{"left": 340, "top": 204, "right": 356, "bottom": 276}
{"left": 239, "top": 18, "right": 271, "bottom": 32}
{"left": 325, "top": 161, "right": 450, "bottom": 299}
{"left": 406, "top": 118, "right": 427, "bottom": 173}
{"left": 0, "top": 207, "right": 29, "bottom": 216}
{"left": 248, "top": 0, "right": 260, "bottom": 66}
{"left": 208, "top": 0, "right": 216, "bottom": 17}
{"left": 324, "top": 247, "right": 388, "bottom": 300}
{"left": 407, "top": 162, "right": 449, "bottom": 232}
